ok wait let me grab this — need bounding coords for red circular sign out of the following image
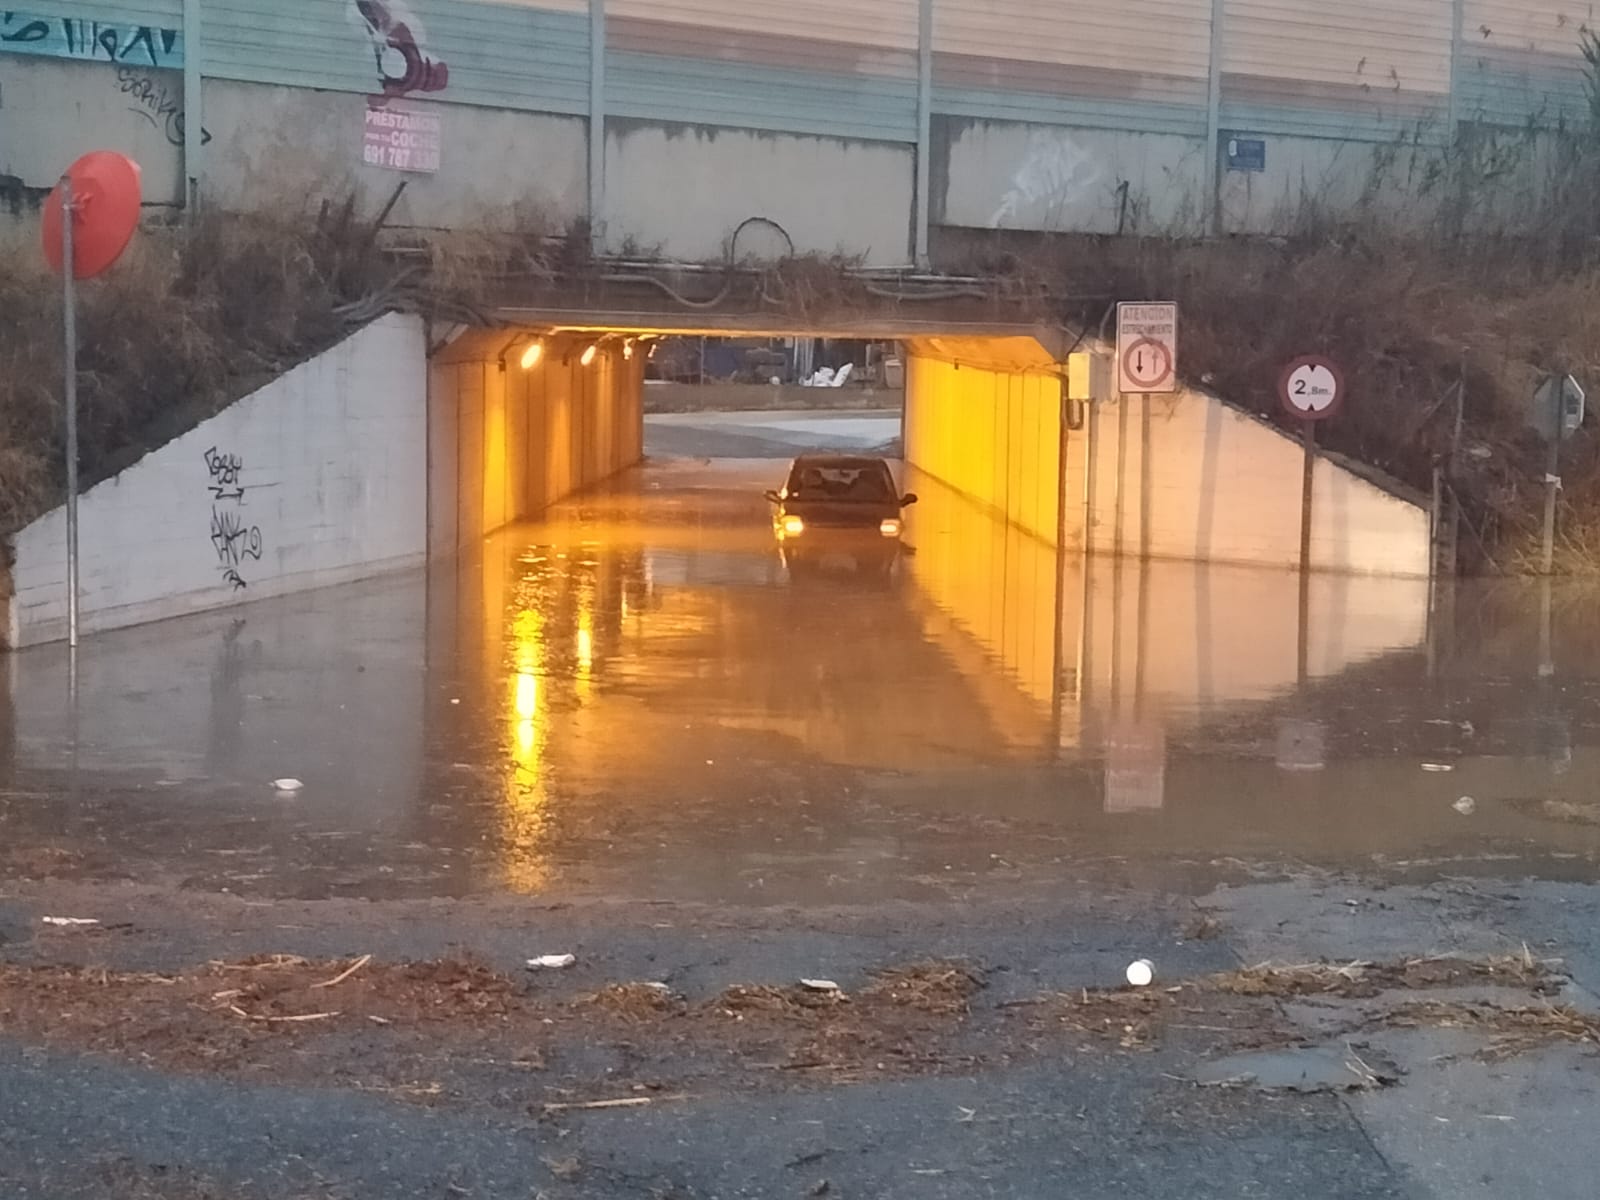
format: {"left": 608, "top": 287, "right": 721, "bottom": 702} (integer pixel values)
{"left": 1278, "top": 355, "right": 1346, "bottom": 421}
{"left": 1123, "top": 337, "right": 1173, "bottom": 389}
{"left": 42, "top": 151, "right": 143, "bottom": 280}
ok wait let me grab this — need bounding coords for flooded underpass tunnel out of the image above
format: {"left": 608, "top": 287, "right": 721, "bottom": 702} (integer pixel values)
{"left": 3, "top": 323, "right": 1597, "bottom": 902}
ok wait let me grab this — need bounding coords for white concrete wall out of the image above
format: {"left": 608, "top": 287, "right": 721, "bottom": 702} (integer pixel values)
{"left": 604, "top": 122, "right": 915, "bottom": 262}
{"left": 936, "top": 119, "right": 1209, "bottom": 234}
{"left": 202, "top": 80, "right": 588, "bottom": 228}
{"left": 0, "top": 56, "right": 187, "bottom": 206}
{"left": 1080, "top": 387, "right": 1431, "bottom": 576}
{"left": 4, "top": 313, "right": 428, "bottom": 649}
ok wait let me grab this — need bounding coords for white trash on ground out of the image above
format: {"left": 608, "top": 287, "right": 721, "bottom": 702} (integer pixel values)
{"left": 1453, "top": 796, "right": 1477, "bottom": 815}
{"left": 1126, "top": 959, "right": 1155, "bottom": 987}
{"left": 41, "top": 917, "right": 100, "bottom": 928}
{"left": 527, "top": 954, "right": 577, "bottom": 970}
{"left": 272, "top": 778, "right": 304, "bottom": 794}
{"left": 799, "top": 978, "right": 841, "bottom": 993}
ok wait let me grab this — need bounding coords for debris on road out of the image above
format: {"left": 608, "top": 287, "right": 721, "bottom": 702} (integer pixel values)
{"left": 799, "top": 978, "right": 842, "bottom": 993}
{"left": 312, "top": 954, "right": 372, "bottom": 989}
{"left": 1421, "top": 763, "right": 1454, "bottom": 773}
{"left": 528, "top": 954, "right": 577, "bottom": 970}
{"left": 1126, "top": 959, "right": 1155, "bottom": 987}
{"left": 40, "top": 917, "right": 99, "bottom": 928}
{"left": 271, "top": 778, "right": 304, "bottom": 794}
{"left": 1453, "top": 796, "right": 1477, "bottom": 814}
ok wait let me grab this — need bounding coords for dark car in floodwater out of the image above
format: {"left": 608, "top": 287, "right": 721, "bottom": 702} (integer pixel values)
{"left": 765, "top": 455, "right": 918, "bottom": 584}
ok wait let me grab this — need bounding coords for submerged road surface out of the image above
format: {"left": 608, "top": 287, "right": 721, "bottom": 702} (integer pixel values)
{"left": 2, "top": 415, "right": 1599, "bottom": 1198}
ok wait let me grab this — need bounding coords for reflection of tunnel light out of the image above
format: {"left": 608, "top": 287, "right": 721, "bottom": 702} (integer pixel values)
{"left": 576, "top": 624, "right": 594, "bottom": 672}
{"left": 580, "top": 344, "right": 599, "bottom": 367}
{"left": 520, "top": 340, "right": 544, "bottom": 370}
{"left": 781, "top": 515, "right": 805, "bottom": 536}
{"left": 880, "top": 518, "right": 902, "bottom": 538}
{"left": 514, "top": 671, "right": 539, "bottom": 719}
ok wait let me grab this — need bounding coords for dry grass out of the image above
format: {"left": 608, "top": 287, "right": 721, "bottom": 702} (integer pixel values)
{"left": 946, "top": 224, "right": 1600, "bottom": 571}
{"left": 861, "top": 960, "right": 986, "bottom": 1015}
{"left": 1205, "top": 954, "right": 1560, "bottom": 1000}
{"left": 0, "top": 196, "right": 557, "bottom": 537}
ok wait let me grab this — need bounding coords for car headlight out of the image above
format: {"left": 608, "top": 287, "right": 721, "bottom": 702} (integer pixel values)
{"left": 879, "top": 518, "right": 902, "bottom": 538}
{"left": 781, "top": 515, "right": 805, "bottom": 536}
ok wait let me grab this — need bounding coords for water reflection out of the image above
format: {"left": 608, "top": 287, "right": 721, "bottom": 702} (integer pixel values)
{"left": 2, "top": 461, "right": 1598, "bottom": 901}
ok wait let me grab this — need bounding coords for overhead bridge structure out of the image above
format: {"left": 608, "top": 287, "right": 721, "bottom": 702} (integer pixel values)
{"left": 3, "top": 291, "right": 1427, "bottom": 650}
{"left": 433, "top": 305, "right": 1428, "bottom": 577}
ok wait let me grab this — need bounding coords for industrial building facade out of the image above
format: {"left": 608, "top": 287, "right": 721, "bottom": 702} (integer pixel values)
{"left": 1, "top": 1, "right": 1590, "bottom": 261}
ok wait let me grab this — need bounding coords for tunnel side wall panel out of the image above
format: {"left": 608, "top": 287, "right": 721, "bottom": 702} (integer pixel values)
{"left": 8, "top": 313, "right": 429, "bottom": 649}
{"left": 433, "top": 340, "right": 645, "bottom": 546}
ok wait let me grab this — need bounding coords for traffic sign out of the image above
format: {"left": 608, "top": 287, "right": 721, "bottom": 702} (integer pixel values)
{"left": 1531, "top": 373, "right": 1584, "bottom": 442}
{"left": 1116, "top": 302, "right": 1178, "bottom": 394}
{"left": 1279, "top": 356, "right": 1344, "bottom": 421}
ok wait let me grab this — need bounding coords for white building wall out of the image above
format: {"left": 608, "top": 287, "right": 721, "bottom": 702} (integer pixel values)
{"left": 4, "top": 313, "right": 427, "bottom": 649}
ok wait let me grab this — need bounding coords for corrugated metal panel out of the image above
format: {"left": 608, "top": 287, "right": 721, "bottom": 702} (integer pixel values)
{"left": 607, "top": 49, "right": 918, "bottom": 141}
{"left": 1459, "top": 0, "right": 1591, "bottom": 126}
{"left": 203, "top": 0, "right": 591, "bottom": 115}
{"left": 610, "top": 0, "right": 919, "bottom": 53}
{"left": 935, "top": 0, "right": 1211, "bottom": 89}
{"left": 1, "top": 2, "right": 184, "bottom": 67}
{"left": 1225, "top": 0, "right": 1453, "bottom": 93}
{"left": 2, "top": 1, "right": 181, "bottom": 25}
{"left": 1221, "top": 0, "right": 1452, "bottom": 141}
{"left": 931, "top": 0, "right": 1209, "bottom": 136}
{"left": 932, "top": 86, "right": 1207, "bottom": 138}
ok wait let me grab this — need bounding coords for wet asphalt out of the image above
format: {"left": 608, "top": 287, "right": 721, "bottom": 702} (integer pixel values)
{"left": 2, "top": 410, "right": 1599, "bottom": 1198}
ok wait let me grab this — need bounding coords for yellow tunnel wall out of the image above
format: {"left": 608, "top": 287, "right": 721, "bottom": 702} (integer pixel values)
{"left": 428, "top": 338, "right": 645, "bottom": 554}
{"left": 903, "top": 355, "right": 1063, "bottom": 547}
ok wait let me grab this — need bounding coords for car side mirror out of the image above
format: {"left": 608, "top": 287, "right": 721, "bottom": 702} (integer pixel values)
{"left": 900, "top": 493, "right": 919, "bottom": 507}
{"left": 764, "top": 489, "right": 782, "bottom": 504}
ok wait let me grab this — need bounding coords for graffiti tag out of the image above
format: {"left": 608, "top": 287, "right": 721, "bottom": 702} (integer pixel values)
{"left": 350, "top": 0, "right": 448, "bottom": 105}
{"left": 117, "top": 66, "right": 211, "bottom": 148}
{"left": 204, "top": 446, "right": 245, "bottom": 500}
{"left": 203, "top": 447, "right": 264, "bottom": 590}
{"left": 1, "top": 10, "right": 183, "bottom": 68}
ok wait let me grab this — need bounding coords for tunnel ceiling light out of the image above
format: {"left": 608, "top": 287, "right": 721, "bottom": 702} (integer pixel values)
{"left": 520, "top": 340, "right": 545, "bottom": 370}
{"left": 580, "top": 344, "right": 599, "bottom": 367}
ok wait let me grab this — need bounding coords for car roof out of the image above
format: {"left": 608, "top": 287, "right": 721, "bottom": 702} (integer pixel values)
{"left": 789, "top": 455, "right": 889, "bottom": 469}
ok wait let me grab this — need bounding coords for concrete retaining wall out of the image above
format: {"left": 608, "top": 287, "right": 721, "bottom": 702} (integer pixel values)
{"left": 903, "top": 351, "right": 1430, "bottom": 577}
{"left": 3, "top": 313, "right": 428, "bottom": 649}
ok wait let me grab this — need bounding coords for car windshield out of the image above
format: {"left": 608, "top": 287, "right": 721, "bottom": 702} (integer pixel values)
{"left": 785, "top": 461, "right": 896, "bottom": 503}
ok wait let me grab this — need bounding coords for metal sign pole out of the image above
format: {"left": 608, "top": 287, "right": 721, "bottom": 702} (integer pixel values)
{"left": 61, "top": 174, "right": 81, "bottom": 651}
{"left": 1297, "top": 417, "right": 1315, "bottom": 685}
{"left": 1541, "top": 433, "right": 1559, "bottom": 576}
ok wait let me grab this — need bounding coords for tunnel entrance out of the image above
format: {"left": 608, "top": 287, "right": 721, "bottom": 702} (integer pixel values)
{"left": 427, "top": 316, "right": 1435, "bottom": 827}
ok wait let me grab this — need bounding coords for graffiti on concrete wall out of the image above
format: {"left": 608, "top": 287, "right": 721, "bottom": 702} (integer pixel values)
{"left": 0, "top": 9, "right": 183, "bottom": 67}
{"left": 116, "top": 65, "right": 209, "bottom": 148}
{"left": 349, "top": 0, "right": 448, "bottom": 105}
{"left": 991, "top": 130, "right": 1104, "bottom": 230}
{"left": 204, "top": 447, "right": 264, "bottom": 591}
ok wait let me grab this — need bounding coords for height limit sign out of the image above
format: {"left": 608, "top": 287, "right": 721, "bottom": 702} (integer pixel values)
{"left": 1116, "top": 302, "right": 1178, "bottom": 395}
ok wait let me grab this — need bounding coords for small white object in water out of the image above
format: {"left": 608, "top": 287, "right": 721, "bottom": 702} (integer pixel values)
{"left": 41, "top": 917, "right": 100, "bottom": 928}
{"left": 272, "top": 778, "right": 304, "bottom": 794}
{"left": 1126, "top": 959, "right": 1155, "bottom": 987}
{"left": 527, "top": 954, "right": 577, "bottom": 970}
{"left": 799, "top": 978, "right": 841, "bottom": 993}
{"left": 1453, "top": 796, "right": 1477, "bottom": 815}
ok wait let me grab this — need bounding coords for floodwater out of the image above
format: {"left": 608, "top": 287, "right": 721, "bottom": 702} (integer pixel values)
{"left": 3, "top": 456, "right": 1599, "bottom": 903}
